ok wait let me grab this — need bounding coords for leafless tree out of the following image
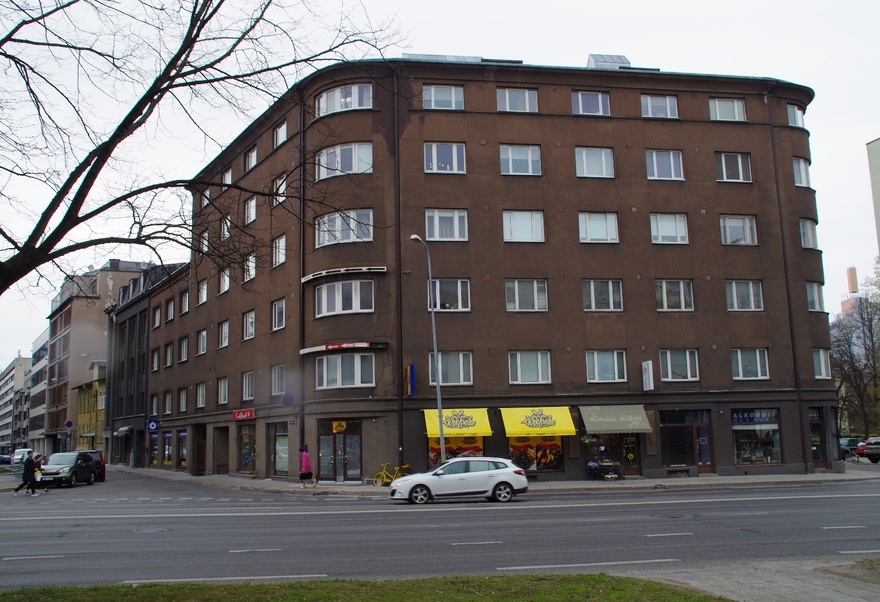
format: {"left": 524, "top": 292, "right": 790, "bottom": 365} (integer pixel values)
{"left": 0, "top": 0, "right": 392, "bottom": 297}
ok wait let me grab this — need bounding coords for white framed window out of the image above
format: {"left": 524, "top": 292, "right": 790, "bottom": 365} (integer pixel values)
{"left": 178, "top": 388, "right": 187, "bottom": 412}
{"left": 716, "top": 153, "right": 752, "bottom": 182}
{"left": 152, "top": 306, "right": 161, "bottom": 328}
{"left": 221, "top": 168, "right": 232, "bottom": 189}
{"left": 709, "top": 98, "right": 746, "bottom": 121}
{"left": 218, "top": 376, "right": 228, "bottom": 405}
{"left": 316, "top": 142, "right": 373, "bottom": 180}
{"left": 243, "top": 253, "right": 256, "bottom": 282}
{"left": 578, "top": 212, "right": 618, "bottom": 243}
{"left": 424, "top": 142, "right": 466, "bottom": 173}
{"left": 650, "top": 213, "right": 689, "bottom": 244}
{"left": 503, "top": 210, "right": 544, "bottom": 242}
{"left": 199, "top": 230, "right": 208, "bottom": 253}
{"left": 509, "top": 350, "right": 551, "bottom": 384}
{"left": 218, "top": 320, "right": 229, "bottom": 348}
{"left": 165, "top": 299, "right": 175, "bottom": 321}
{"left": 272, "top": 234, "right": 287, "bottom": 267}
{"left": 150, "top": 349, "right": 159, "bottom": 372}
{"left": 197, "top": 280, "right": 208, "bottom": 304}
{"left": 164, "top": 343, "right": 173, "bottom": 367}
{"left": 150, "top": 394, "right": 159, "bottom": 416}
{"left": 244, "top": 146, "right": 257, "bottom": 171}
{"left": 429, "top": 351, "right": 473, "bottom": 386}
{"left": 316, "top": 281, "right": 374, "bottom": 317}
{"left": 271, "top": 364, "right": 285, "bottom": 395}
{"left": 429, "top": 279, "right": 470, "bottom": 312}
{"left": 575, "top": 147, "right": 614, "bottom": 178}
{"left": 179, "top": 291, "right": 189, "bottom": 314}
{"left": 806, "top": 282, "right": 825, "bottom": 312}
{"left": 272, "top": 175, "right": 286, "bottom": 206}
{"left": 316, "top": 353, "right": 375, "bottom": 389}
{"left": 426, "top": 209, "right": 468, "bottom": 241}
{"left": 200, "top": 188, "right": 210, "bottom": 208}
{"left": 656, "top": 279, "right": 694, "bottom": 311}
{"left": 244, "top": 197, "right": 256, "bottom": 224}
{"left": 273, "top": 121, "right": 287, "bottom": 148}
{"left": 178, "top": 337, "right": 188, "bottom": 362}
{"left": 813, "top": 349, "right": 831, "bottom": 379}
{"left": 572, "top": 91, "right": 610, "bottom": 116}
{"left": 272, "top": 298, "right": 286, "bottom": 330}
{"left": 497, "top": 88, "right": 538, "bottom": 113}
{"left": 646, "top": 150, "right": 684, "bottom": 180}
{"left": 506, "top": 279, "right": 548, "bottom": 312}
{"left": 500, "top": 145, "right": 541, "bottom": 175}
{"left": 582, "top": 280, "right": 623, "bottom": 311}
{"left": 799, "top": 219, "right": 819, "bottom": 249}
{"left": 163, "top": 391, "right": 172, "bottom": 415}
{"left": 242, "top": 371, "right": 254, "bottom": 401}
{"left": 196, "top": 382, "right": 206, "bottom": 408}
{"left": 196, "top": 329, "right": 207, "bottom": 355}
{"left": 660, "top": 349, "right": 700, "bottom": 381}
{"left": 586, "top": 350, "right": 627, "bottom": 382}
{"left": 219, "top": 268, "right": 230, "bottom": 294}
{"left": 220, "top": 215, "right": 231, "bottom": 240}
{"left": 793, "top": 157, "right": 811, "bottom": 187}
{"left": 641, "top": 94, "right": 678, "bottom": 118}
{"left": 787, "top": 105, "right": 805, "bottom": 128}
{"left": 315, "top": 209, "right": 373, "bottom": 247}
{"left": 726, "top": 281, "right": 763, "bottom": 311}
{"left": 720, "top": 215, "right": 758, "bottom": 245}
{"left": 423, "top": 84, "right": 464, "bottom": 110}
{"left": 243, "top": 310, "right": 255, "bottom": 340}
{"left": 731, "top": 348, "right": 769, "bottom": 380}
{"left": 315, "top": 83, "right": 372, "bottom": 117}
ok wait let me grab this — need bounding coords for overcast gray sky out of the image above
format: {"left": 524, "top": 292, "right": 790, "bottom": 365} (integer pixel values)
{"left": 1, "top": 0, "right": 878, "bottom": 367}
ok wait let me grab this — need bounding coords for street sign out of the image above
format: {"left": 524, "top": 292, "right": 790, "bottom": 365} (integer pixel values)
{"left": 147, "top": 420, "right": 159, "bottom": 433}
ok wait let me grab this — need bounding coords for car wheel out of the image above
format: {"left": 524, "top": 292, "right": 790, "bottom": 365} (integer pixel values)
{"left": 490, "top": 482, "right": 514, "bottom": 502}
{"left": 408, "top": 484, "right": 431, "bottom": 504}
{"left": 87, "top": 472, "right": 96, "bottom": 485}
{"left": 871, "top": 458, "right": 880, "bottom": 464}
{"left": 69, "top": 472, "right": 77, "bottom": 487}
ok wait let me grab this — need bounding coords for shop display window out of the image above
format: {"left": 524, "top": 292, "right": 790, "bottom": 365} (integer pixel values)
{"left": 508, "top": 436, "right": 562, "bottom": 471}
{"left": 428, "top": 436, "right": 483, "bottom": 468}
{"left": 177, "top": 430, "right": 187, "bottom": 469}
{"left": 162, "top": 432, "right": 173, "bottom": 466}
{"left": 732, "top": 408, "right": 781, "bottom": 464}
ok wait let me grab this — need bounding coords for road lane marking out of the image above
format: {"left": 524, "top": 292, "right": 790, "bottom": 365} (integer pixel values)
{"left": 451, "top": 541, "right": 503, "bottom": 546}
{"left": 821, "top": 526, "right": 867, "bottom": 530}
{"left": 121, "top": 574, "right": 327, "bottom": 584}
{"left": 498, "top": 559, "right": 680, "bottom": 571}
{"left": 229, "top": 548, "right": 284, "bottom": 553}
{"left": 644, "top": 533, "right": 693, "bottom": 538}
{"left": 839, "top": 549, "right": 880, "bottom": 554}
{"left": 3, "top": 555, "right": 64, "bottom": 561}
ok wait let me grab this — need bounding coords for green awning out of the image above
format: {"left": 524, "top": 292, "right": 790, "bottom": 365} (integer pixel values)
{"left": 579, "top": 405, "right": 652, "bottom": 434}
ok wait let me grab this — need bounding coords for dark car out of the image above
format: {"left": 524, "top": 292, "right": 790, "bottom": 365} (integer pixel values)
{"left": 0, "top": 454, "right": 11, "bottom": 465}
{"left": 40, "top": 452, "right": 96, "bottom": 487}
{"left": 77, "top": 449, "right": 106, "bottom": 482}
{"left": 839, "top": 437, "right": 863, "bottom": 460}
{"left": 864, "top": 437, "right": 880, "bottom": 464}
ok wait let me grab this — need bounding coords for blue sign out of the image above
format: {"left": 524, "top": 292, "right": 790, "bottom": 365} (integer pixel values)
{"left": 147, "top": 420, "right": 159, "bottom": 433}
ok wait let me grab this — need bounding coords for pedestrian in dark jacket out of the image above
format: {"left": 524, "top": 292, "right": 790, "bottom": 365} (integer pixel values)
{"left": 12, "top": 451, "right": 39, "bottom": 496}
{"left": 34, "top": 453, "right": 49, "bottom": 494}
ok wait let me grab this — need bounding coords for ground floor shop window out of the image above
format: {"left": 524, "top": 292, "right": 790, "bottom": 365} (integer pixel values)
{"left": 809, "top": 408, "right": 826, "bottom": 466}
{"left": 269, "top": 422, "right": 288, "bottom": 476}
{"left": 177, "top": 430, "right": 187, "bottom": 469}
{"left": 508, "top": 436, "right": 562, "bottom": 471}
{"left": 660, "top": 410, "right": 712, "bottom": 468}
{"left": 238, "top": 424, "right": 256, "bottom": 472}
{"left": 583, "top": 434, "right": 639, "bottom": 471}
{"left": 149, "top": 433, "right": 158, "bottom": 466}
{"left": 162, "top": 432, "right": 173, "bottom": 466}
{"left": 318, "top": 420, "right": 362, "bottom": 481}
{"left": 732, "top": 408, "right": 781, "bottom": 464}
{"left": 428, "top": 436, "right": 484, "bottom": 467}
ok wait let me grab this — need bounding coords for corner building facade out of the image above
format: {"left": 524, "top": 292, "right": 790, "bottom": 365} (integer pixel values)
{"left": 143, "top": 54, "right": 837, "bottom": 481}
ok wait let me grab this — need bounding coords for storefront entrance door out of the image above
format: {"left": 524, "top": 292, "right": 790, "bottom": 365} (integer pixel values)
{"left": 659, "top": 410, "right": 713, "bottom": 473}
{"left": 809, "top": 408, "right": 828, "bottom": 468}
{"left": 318, "top": 432, "right": 362, "bottom": 482}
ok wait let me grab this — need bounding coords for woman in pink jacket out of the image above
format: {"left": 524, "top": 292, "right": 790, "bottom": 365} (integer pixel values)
{"left": 299, "top": 447, "right": 317, "bottom": 488}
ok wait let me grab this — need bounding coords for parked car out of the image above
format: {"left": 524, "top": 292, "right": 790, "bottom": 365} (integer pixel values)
{"left": 389, "top": 456, "right": 528, "bottom": 504}
{"left": 863, "top": 437, "right": 880, "bottom": 464}
{"left": 39, "top": 452, "right": 96, "bottom": 487}
{"left": 77, "top": 449, "right": 106, "bottom": 482}
{"left": 0, "top": 454, "right": 11, "bottom": 465}
{"left": 11, "top": 448, "right": 33, "bottom": 465}
{"left": 839, "top": 437, "right": 863, "bottom": 460}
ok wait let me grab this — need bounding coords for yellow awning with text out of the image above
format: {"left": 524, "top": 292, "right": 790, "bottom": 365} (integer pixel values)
{"left": 500, "top": 407, "right": 576, "bottom": 437}
{"left": 423, "top": 408, "right": 492, "bottom": 438}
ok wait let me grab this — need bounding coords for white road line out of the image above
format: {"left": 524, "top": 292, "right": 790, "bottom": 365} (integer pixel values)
{"left": 121, "top": 574, "right": 327, "bottom": 584}
{"left": 498, "top": 558, "right": 680, "bottom": 571}
{"left": 451, "top": 541, "right": 503, "bottom": 546}
{"left": 839, "top": 549, "right": 880, "bottom": 554}
{"left": 3, "top": 555, "right": 65, "bottom": 561}
{"left": 821, "top": 526, "right": 867, "bottom": 530}
{"left": 229, "top": 548, "right": 284, "bottom": 554}
{"left": 644, "top": 533, "right": 693, "bottom": 538}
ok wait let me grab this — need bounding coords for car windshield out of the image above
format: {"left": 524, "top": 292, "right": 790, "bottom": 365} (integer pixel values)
{"left": 45, "top": 453, "right": 78, "bottom": 465}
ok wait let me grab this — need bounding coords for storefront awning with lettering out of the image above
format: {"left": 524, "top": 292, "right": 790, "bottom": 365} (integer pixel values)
{"left": 578, "top": 405, "right": 652, "bottom": 434}
{"left": 423, "top": 408, "right": 492, "bottom": 437}
{"left": 500, "top": 407, "right": 576, "bottom": 437}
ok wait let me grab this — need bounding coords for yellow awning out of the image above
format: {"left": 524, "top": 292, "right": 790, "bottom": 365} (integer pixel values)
{"left": 500, "top": 407, "right": 576, "bottom": 437}
{"left": 423, "top": 408, "right": 492, "bottom": 437}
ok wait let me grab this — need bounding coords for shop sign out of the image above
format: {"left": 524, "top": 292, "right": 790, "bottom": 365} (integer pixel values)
{"left": 333, "top": 421, "right": 346, "bottom": 433}
{"left": 731, "top": 409, "right": 778, "bottom": 424}
{"left": 232, "top": 409, "right": 254, "bottom": 421}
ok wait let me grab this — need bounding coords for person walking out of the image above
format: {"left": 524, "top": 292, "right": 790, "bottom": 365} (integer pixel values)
{"left": 34, "top": 453, "right": 50, "bottom": 494}
{"left": 299, "top": 446, "right": 317, "bottom": 488}
{"left": 12, "top": 451, "right": 39, "bottom": 496}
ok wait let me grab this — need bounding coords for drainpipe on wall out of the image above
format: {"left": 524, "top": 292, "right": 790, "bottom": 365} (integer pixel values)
{"left": 297, "top": 92, "right": 307, "bottom": 450}
{"left": 393, "top": 69, "right": 405, "bottom": 468}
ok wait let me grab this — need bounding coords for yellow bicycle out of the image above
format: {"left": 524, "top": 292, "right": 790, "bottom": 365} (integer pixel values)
{"left": 372, "top": 462, "right": 409, "bottom": 486}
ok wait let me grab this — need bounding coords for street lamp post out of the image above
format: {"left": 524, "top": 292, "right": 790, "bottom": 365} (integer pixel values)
{"left": 410, "top": 234, "right": 446, "bottom": 463}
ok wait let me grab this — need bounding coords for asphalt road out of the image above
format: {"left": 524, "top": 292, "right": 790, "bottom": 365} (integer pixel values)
{"left": 1, "top": 467, "right": 879, "bottom": 598}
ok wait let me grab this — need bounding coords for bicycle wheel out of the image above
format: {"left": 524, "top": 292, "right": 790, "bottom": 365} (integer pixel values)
{"left": 372, "top": 473, "right": 387, "bottom": 487}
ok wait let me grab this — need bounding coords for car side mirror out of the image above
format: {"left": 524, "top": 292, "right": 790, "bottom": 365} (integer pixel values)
{"left": 434, "top": 469, "right": 445, "bottom": 476}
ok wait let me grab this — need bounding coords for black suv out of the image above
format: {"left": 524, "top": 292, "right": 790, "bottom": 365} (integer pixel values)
{"left": 864, "top": 437, "right": 880, "bottom": 464}
{"left": 40, "top": 452, "right": 97, "bottom": 487}
{"left": 77, "top": 449, "right": 106, "bottom": 482}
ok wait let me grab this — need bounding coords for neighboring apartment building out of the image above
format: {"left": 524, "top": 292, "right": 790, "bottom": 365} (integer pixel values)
{"left": 46, "top": 259, "right": 151, "bottom": 451}
{"left": 0, "top": 355, "right": 32, "bottom": 454}
{"left": 74, "top": 361, "right": 107, "bottom": 451}
{"left": 28, "top": 328, "right": 49, "bottom": 455}
{"left": 140, "top": 54, "right": 836, "bottom": 481}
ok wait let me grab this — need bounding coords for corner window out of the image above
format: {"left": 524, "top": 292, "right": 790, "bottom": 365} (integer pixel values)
{"left": 273, "top": 121, "right": 287, "bottom": 148}
{"left": 660, "top": 349, "right": 699, "bottom": 381}
{"left": 799, "top": 219, "right": 818, "bottom": 249}
{"left": 806, "top": 282, "right": 825, "bottom": 312}
{"left": 316, "top": 353, "right": 375, "bottom": 389}
{"left": 497, "top": 88, "right": 538, "bottom": 113}
{"left": 429, "top": 351, "right": 473, "bottom": 385}
{"left": 316, "top": 143, "right": 373, "bottom": 180}
{"left": 426, "top": 209, "right": 468, "bottom": 241}
{"left": 271, "top": 364, "right": 285, "bottom": 395}
{"left": 579, "top": 212, "right": 618, "bottom": 243}
{"left": 503, "top": 210, "right": 544, "bottom": 242}
{"left": 650, "top": 213, "right": 689, "bottom": 244}
{"left": 641, "top": 95, "right": 678, "bottom": 118}
{"left": 709, "top": 98, "right": 746, "bottom": 121}
{"left": 646, "top": 150, "right": 684, "bottom": 180}
{"left": 505, "top": 279, "right": 548, "bottom": 312}
{"left": 218, "top": 320, "right": 229, "bottom": 348}
{"left": 315, "top": 281, "right": 374, "bottom": 317}
{"left": 423, "top": 84, "right": 464, "bottom": 110}
{"left": 787, "top": 105, "right": 805, "bottom": 128}
{"left": 500, "top": 145, "right": 541, "bottom": 175}
{"left": 720, "top": 215, "right": 758, "bottom": 245}
{"left": 656, "top": 279, "right": 694, "bottom": 311}
{"left": 731, "top": 349, "right": 769, "bottom": 380}
{"left": 726, "top": 281, "right": 763, "bottom": 311}
{"left": 244, "top": 197, "right": 256, "bottom": 224}
{"left": 813, "top": 349, "right": 831, "bottom": 379}
{"left": 572, "top": 91, "right": 610, "bottom": 116}
{"left": 315, "top": 83, "right": 372, "bottom": 117}
{"left": 197, "top": 280, "right": 208, "bottom": 305}
{"left": 242, "top": 371, "right": 254, "bottom": 401}
{"left": 575, "top": 147, "right": 614, "bottom": 178}
{"left": 272, "top": 175, "right": 286, "bottom": 206}
{"left": 582, "top": 280, "right": 623, "bottom": 311}
{"left": 793, "top": 157, "right": 811, "bottom": 187}
{"left": 509, "top": 351, "right": 551, "bottom": 384}
{"left": 716, "top": 153, "right": 752, "bottom": 182}
{"left": 243, "top": 310, "right": 255, "bottom": 340}
{"left": 219, "top": 268, "right": 230, "bottom": 294}
{"left": 315, "top": 209, "right": 373, "bottom": 247}
{"left": 244, "top": 146, "right": 257, "bottom": 171}
{"left": 424, "top": 143, "right": 466, "bottom": 173}
{"left": 218, "top": 376, "right": 228, "bottom": 405}
{"left": 272, "top": 298, "right": 286, "bottom": 330}
{"left": 586, "top": 350, "right": 627, "bottom": 382}
{"left": 428, "top": 279, "right": 470, "bottom": 312}
{"left": 272, "top": 234, "right": 287, "bottom": 267}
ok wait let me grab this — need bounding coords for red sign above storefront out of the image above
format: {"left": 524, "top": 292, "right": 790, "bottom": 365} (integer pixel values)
{"left": 232, "top": 409, "right": 254, "bottom": 421}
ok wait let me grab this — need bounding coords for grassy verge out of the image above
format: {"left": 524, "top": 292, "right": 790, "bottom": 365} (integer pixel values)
{"left": 0, "top": 575, "right": 730, "bottom": 602}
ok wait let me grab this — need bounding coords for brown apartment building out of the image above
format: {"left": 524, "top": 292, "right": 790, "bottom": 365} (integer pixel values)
{"left": 136, "top": 54, "right": 837, "bottom": 482}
